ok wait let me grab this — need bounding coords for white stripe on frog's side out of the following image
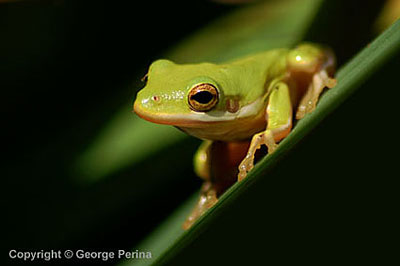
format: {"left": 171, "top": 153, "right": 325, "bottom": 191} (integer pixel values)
{"left": 166, "top": 97, "right": 264, "bottom": 123}
{"left": 191, "top": 97, "right": 265, "bottom": 121}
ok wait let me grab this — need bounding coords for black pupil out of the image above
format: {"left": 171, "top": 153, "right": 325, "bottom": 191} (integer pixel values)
{"left": 191, "top": 91, "right": 214, "bottom": 104}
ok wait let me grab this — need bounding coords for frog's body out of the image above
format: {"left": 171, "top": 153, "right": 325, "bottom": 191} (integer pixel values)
{"left": 135, "top": 49, "right": 288, "bottom": 141}
{"left": 134, "top": 43, "right": 336, "bottom": 230}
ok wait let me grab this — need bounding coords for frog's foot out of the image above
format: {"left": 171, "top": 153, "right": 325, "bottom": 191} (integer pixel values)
{"left": 296, "top": 69, "right": 336, "bottom": 119}
{"left": 238, "top": 130, "right": 277, "bottom": 181}
{"left": 182, "top": 182, "right": 218, "bottom": 230}
{"left": 238, "top": 81, "right": 293, "bottom": 181}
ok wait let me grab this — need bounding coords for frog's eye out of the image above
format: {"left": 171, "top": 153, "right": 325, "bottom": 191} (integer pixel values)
{"left": 188, "top": 83, "right": 219, "bottom": 112}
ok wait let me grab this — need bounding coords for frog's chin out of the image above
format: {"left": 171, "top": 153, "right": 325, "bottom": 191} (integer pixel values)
{"left": 134, "top": 98, "right": 264, "bottom": 128}
{"left": 177, "top": 111, "right": 266, "bottom": 141}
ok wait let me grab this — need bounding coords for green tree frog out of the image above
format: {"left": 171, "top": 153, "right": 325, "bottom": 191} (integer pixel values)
{"left": 134, "top": 43, "right": 336, "bottom": 229}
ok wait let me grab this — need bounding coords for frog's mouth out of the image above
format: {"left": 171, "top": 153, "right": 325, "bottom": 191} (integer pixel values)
{"left": 134, "top": 100, "right": 225, "bottom": 127}
{"left": 133, "top": 98, "right": 264, "bottom": 128}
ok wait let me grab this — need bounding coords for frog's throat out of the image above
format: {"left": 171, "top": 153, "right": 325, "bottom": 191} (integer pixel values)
{"left": 134, "top": 97, "right": 265, "bottom": 128}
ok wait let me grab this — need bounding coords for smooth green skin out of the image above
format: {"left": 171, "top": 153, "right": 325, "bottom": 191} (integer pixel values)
{"left": 134, "top": 43, "right": 325, "bottom": 143}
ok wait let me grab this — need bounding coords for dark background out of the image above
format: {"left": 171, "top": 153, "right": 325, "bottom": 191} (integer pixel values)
{"left": 1, "top": 0, "right": 235, "bottom": 264}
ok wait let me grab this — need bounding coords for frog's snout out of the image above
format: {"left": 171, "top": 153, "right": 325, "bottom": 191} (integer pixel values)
{"left": 135, "top": 94, "right": 162, "bottom": 109}
{"left": 133, "top": 93, "right": 171, "bottom": 125}
{"left": 133, "top": 91, "right": 161, "bottom": 117}
{"left": 133, "top": 97, "right": 150, "bottom": 120}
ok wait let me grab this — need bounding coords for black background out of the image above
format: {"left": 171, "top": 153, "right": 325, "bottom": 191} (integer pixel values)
{"left": 1, "top": 0, "right": 234, "bottom": 264}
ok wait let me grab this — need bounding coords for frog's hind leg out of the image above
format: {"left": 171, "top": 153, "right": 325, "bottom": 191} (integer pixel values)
{"left": 238, "top": 81, "right": 293, "bottom": 181}
{"left": 295, "top": 69, "right": 336, "bottom": 119}
{"left": 288, "top": 44, "right": 337, "bottom": 119}
{"left": 183, "top": 181, "right": 218, "bottom": 230}
{"left": 183, "top": 141, "right": 250, "bottom": 229}
{"left": 193, "top": 140, "right": 213, "bottom": 181}
{"left": 183, "top": 140, "right": 217, "bottom": 230}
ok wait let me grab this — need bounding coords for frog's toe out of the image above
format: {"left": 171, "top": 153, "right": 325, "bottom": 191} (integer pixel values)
{"left": 238, "top": 154, "right": 255, "bottom": 181}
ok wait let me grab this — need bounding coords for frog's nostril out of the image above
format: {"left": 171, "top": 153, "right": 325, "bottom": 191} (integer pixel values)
{"left": 152, "top": 95, "right": 161, "bottom": 102}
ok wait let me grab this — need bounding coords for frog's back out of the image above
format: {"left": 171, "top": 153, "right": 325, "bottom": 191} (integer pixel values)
{"left": 218, "top": 48, "right": 290, "bottom": 106}
{"left": 228, "top": 48, "right": 289, "bottom": 74}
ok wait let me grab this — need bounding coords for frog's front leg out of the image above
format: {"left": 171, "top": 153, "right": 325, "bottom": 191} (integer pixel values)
{"left": 238, "top": 81, "right": 293, "bottom": 181}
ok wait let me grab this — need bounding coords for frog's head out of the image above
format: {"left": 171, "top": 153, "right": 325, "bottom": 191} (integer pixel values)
{"left": 134, "top": 59, "right": 239, "bottom": 126}
{"left": 134, "top": 59, "right": 266, "bottom": 140}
